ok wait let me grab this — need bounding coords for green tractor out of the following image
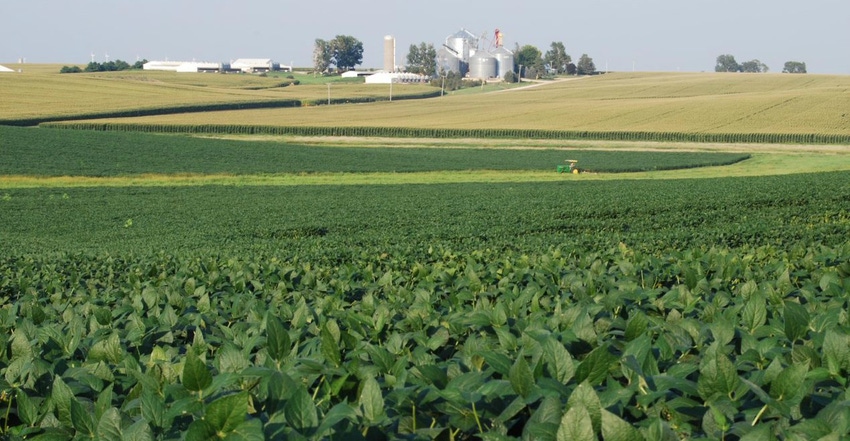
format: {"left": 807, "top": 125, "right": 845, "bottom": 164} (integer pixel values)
{"left": 557, "top": 159, "right": 579, "bottom": 174}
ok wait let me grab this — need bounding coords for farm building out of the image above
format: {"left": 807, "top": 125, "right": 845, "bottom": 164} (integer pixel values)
{"left": 143, "top": 61, "right": 232, "bottom": 73}
{"left": 231, "top": 59, "right": 286, "bottom": 73}
{"left": 143, "top": 58, "right": 291, "bottom": 73}
{"left": 365, "top": 72, "right": 430, "bottom": 84}
{"left": 0, "top": 64, "right": 15, "bottom": 73}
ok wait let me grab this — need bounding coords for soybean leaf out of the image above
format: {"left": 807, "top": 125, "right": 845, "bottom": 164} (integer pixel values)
{"left": 321, "top": 321, "right": 341, "bottom": 367}
{"left": 568, "top": 382, "right": 601, "bottom": 434}
{"left": 182, "top": 350, "right": 212, "bottom": 393}
{"left": 185, "top": 420, "right": 217, "bottom": 441}
{"left": 740, "top": 294, "right": 767, "bottom": 333}
{"left": 284, "top": 386, "right": 318, "bottom": 431}
{"left": 266, "top": 313, "right": 291, "bottom": 363}
{"left": 70, "top": 398, "right": 95, "bottom": 437}
{"left": 575, "top": 344, "right": 619, "bottom": 386}
{"left": 556, "top": 406, "right": 594, "bottom": 441}
{"left": 205, "top": 392, "right": 248, "bottom": 434}
{"left": 601, "top": 409, "right": 645, "bottom": 441}
{"left": 16, "top": 389, "right": 39, "bottom": 427}
{"left": 122, "top": 419, "right": 154, "bottom": 441}
{"left": 141, "top": 389, "right": 165, "bottom": 429}
{"left": 50, "top": 375, "right": 74, "bottom": 428}
{"left": 509, "top": 356, "right": 534, "bottom": 398}
{"left": 543, "top": 338, "right": 576, "bottom": 384}
{"left": 823, "top": 330, "right": 850, "bottom": 377}
{"left": 697, "top": 350, "right": 739, "bottom": 402}
{"left": 770, "top": 363, "right": 808, "bottom": 404}
{"left": 360, "top": 376, "right": 385, "bottom": 424}
{"left": 96, "top": 408, "right": 123, "bottom": 441}
{"left": 316, "top": 403, "right": 358, "bottom": 439}
{"left": 784, "top": 301, "right": 810, "bottom": 342}
{"left": 224, "top": 418, "right": 265, "bottom": 441}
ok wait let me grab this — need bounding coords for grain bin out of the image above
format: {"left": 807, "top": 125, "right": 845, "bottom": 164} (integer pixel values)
{"left": 436, "top": 46, "right": 464, "bottom": 76}
{"left": 468, "top": 52, "right": 497, "bottom": 79}
{"left": 493, "top": 47, "right": 514, "bottom": 79}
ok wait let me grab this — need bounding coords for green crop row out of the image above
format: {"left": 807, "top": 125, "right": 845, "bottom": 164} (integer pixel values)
{"left": 0, "top": 91, "right": 442, "bottom": 127}
{"left": 40, "top": 122, "right": 850, "bottom": 145}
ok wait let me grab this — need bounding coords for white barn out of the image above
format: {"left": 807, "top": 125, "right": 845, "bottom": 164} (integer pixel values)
{"left": 143, "top": 61, "right": 229, "bottom": 73}
{"left": 365, "top": 72, "right": 430, "bottom": 84}
{"left": 231, "top": 59, "right": 280, "bottom": 73}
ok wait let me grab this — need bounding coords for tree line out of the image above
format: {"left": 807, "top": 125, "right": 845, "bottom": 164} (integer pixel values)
{"left": 715, "top": 54, "right": 807, "bottom": 74}
{"left": 60, "top": 59, "right": 147, "bottom": 74}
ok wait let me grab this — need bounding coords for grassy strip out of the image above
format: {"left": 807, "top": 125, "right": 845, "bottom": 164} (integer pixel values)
{"left": 42, "top": 121, "right": 850, "bottom": 145}
{"left": 4, "top": 152, "right": 850, "bottom": 189}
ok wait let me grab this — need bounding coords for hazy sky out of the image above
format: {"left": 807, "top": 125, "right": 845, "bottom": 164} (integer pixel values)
{"left": 2, "top": 0, "right": 848, "bottom": 74}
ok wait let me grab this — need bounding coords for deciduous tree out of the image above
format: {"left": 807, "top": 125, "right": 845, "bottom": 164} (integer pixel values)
{"left": 330, "top": 35, "right": 364, "bottom": 72}
{"left": 783, "top": 61, "right": 807, "bottom": 74}
{"left": 405, "top": 42, "right": 437, "bottom": 76}
{"left": 544, "top": 42, "right": 571, "bottom": 74}
{"left": 313, "top": 39, "right": 332, "bottom": 75}
{"left": 577, "top": 54, "right": 596, "bottom": 75}
{"left": 514, "top": 44, "right": 544, "bottom": 79}
{"left": 715, "top": 54, "right": 741, "bottom": 72}
{"left": 740, "top": 59, "right": 769, "bottom": 73}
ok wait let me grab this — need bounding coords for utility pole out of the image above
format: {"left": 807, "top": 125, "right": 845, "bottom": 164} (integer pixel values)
{"left": 326, "top": 83, "right": 330, "bottom": 105}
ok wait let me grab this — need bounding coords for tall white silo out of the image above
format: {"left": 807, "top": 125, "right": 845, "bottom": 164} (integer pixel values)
{"left": 383, "top": 35, "right": 395, "bottom": 72}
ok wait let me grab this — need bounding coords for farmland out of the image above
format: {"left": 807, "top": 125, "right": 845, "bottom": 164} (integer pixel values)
{"left": 1, "top": 68, "right": 850, "bottom": 440}
{"left": 68, "top": 72, "right": 850, "bottom": 138}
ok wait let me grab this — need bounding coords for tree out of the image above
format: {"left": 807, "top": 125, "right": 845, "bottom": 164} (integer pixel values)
{"left": 544, "top": 41, "right": 571, "bottom": 74}
{"left": 783, "top": 61, "right": 807, "bottom": 74}
{"left": 313, "top": 39, "right": 332, "bottom": 75}
{"left": 514, "top": 44, "right": 544, "bottom": 79}
{"left": 740, "top": 59, "right": 769, "bottom": 73}
{"left": 132, "top": 59, "right": 148, "bottom": 70}
{"left": 330, "top": 35, "right": 364, "bottom": 72}
{"left": 405, "top": 42, "right": 437, "bottom": 76}
{"left": 715, "top": 54, "right": 741, "bottom": 72}
{"left": 576, "top": 54, "right": 596, "bottom": 75}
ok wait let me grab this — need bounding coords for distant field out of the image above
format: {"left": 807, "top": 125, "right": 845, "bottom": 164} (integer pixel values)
{"left": 80, "top": 72, "right": 850, "bottom": 137}
{"left": 0, "top": 67, "right": 435, "bottom": 123}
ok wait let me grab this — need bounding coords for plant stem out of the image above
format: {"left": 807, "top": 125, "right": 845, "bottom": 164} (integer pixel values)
{"left": 472, "top": 401, "right": 483, "bottom": 434}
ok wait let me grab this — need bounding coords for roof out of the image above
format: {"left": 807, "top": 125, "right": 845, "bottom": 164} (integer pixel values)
{"left": 0, "top": 65, "right": 15, "bottom": 73}
{"left": 231, "top": 59, "right": 274, "bottom": 67}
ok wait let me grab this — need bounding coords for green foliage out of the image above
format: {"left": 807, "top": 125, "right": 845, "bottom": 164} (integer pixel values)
{"left": 0, "top": 126, "right": 751, "bottom": 176}
{"left": 544, "top": 41, "right": 572, "bottom": 75}
{"left": 716, "top": 54, "right": 742, "bottom": 72}
{"left": 576, "top": 54, "right": 596, "bottom": 75}
{"left": 405, "top": 42, "right": 437, "bottom": 76}
{"left": 784, "top": 61, "right": 807, "bottom": 74}
{"left": 329, "top": 35, "right": 364, "bottom": 72}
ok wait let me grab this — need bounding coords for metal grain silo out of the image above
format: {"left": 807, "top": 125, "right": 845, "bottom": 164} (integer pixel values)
{"left": 468, "top": 52, "right": 497, "bottom": 79}
{"left": 436, "top": 46, "right": 462, "bottom": 76}
{"left": 493, "top": 47, "right": 514, "bottom": 79}
{"left": 446, "top": 29, "right": 477, "bottom": 61}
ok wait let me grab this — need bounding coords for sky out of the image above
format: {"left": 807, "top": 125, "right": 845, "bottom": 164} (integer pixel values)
{"left": 2, "top": 0, "right": 849, "bottom": 74}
